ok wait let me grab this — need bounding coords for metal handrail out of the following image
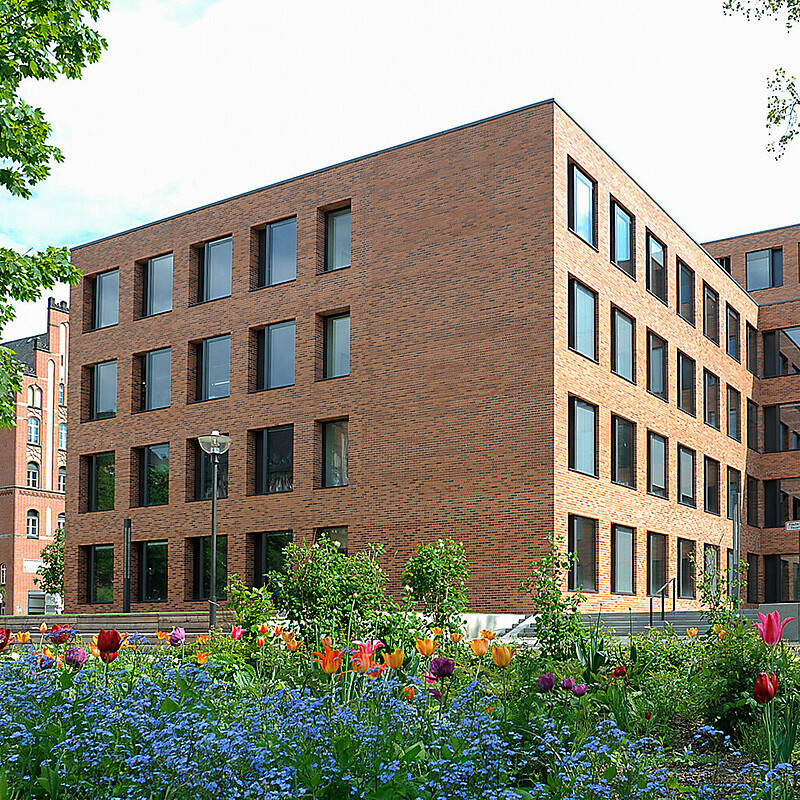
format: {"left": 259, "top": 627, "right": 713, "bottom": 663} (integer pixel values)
{"left": 649, "top": 577, "right": 676, "bottom": 627}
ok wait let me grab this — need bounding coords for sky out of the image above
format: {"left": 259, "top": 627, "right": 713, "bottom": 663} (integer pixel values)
{"left": 3, "top": 0, "right": 799, "bottom": 339}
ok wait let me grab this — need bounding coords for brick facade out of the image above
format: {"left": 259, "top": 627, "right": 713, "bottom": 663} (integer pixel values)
{"left": 64, "top": 100, "right": 783, "bottom": 614}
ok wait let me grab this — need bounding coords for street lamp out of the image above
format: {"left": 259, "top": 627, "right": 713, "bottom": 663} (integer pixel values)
{"left": 197, "top": 430, "right": 232, "bottom": 628}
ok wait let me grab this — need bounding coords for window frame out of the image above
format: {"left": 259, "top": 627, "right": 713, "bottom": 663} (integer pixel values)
{"left": 678, "top": 537, "right": 696, "bottom": 599}
{"left": 610, "top": 523, "right": 635, "bottom": 595}
{"left": 647, "top": 531, "right": 668, "bottom": 597}
{"left": 568, "top": 396, "right": 598, "bottom": 478}
{"left": 26, "top": 461, "right": 39, "bottom": 488}
{"left": 27, "top": 416, "right": 40, "bottom": 444}
{"left": 676, "top": 259, "right": 695, "bottom": 325}
{"left": 58, "top": 423, "right": 67, "bottom": 450}
{"left": 192, "top": 535, "right": 228, "bottom": 601}
{"left": 645, "top": 232, "right": 667, "bottom": 304}
{"left": 727, "top": 385, "right": 742, "bottom": 441}
{"left": 258, "top": 217, "right": 297, "bottom": 287}
{"left": 677, "top": 350, "right": 696, "bottom": 416}
{"left": 254, "top": 425, "right": 294, "bottom": 495}
{"left": 139, "top": 540, "right": 168, "bottom": 602}
{"left": 568, "top": 277, "right": 598, "bottom": 362}
{"left": 611, "top": 414, "right": 636, "bottom": 489}
{"left": 198, "top": 236, "right": 233, "bottom": 303}
{"left": 610, "top": 306, "right": 636, "bottom": 383}
{"left": 704, "top": 369, "right": 720, "bottom": 429}
{"left": 88, "top": 451, "right": 115, "bottom": 512}
{"left": 704, "top": 456, "right": 721, "bottom": 515}
{"left": 727, "top": 467, "right": 741, "bottom": 521}
{"left": 702, "top": 282, "right": 719, "bottom": 344}
{"left": 746, "top": 247, "right": 783, "bottom": 291}
{"left": 568, "top": 514, "right": 597, "bottom": 592}
{"left": 142, "top": 348, "right": 171, "bottom": 411}
{"left": 746, "top": 323, "right": 759, "bottom": 375}
{"left": 567, "top": 162, "right": 596, "bottom": 247}
{"left": 26, "top": 509, "right": 39, "bottom": 539}
{"left": 726, "top": 305, "right": 741, "bottom": 361}
{"left": 324, "top": 207, "right": 352, "bottom": 272}
{"left": 143, "top": 253, "right": 173, "bottom": 317}
{"left": 257, "top": 320, "right": 296, "bottom": 390}
{"left": 323, "top": 313, "right": 351, "bottom": 379}
{"left": 647, "top": 430, "right": 668, "bottom": 499}
{"left": 610, "top": 199, "right": 634, "bottom": 277}
{"left": 646, "top": 330, "right": 668, "bottom": 402}
{"left": 90, "top": 360, "right": 118, "bottom": 420}
{"left": 140, "top": 443, "right": 170, "bottom": 507}
{"left": 197, "top": 334, "right": 231, "bottom": 402}
{"left": 86, "top": 544, "right": 114, "bottom": 604}
{"left": 92, "top": 269, "right": 119, "bottom": 330}
{"left": 677, "top": 444, "right": 696, "bottom": 508}
{"left": 321, "top": 419, "right": 349, "bottom": 488}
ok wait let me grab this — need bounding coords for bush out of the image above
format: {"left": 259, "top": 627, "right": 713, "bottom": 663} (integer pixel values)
{"left": 226, "top": 574, "right": 276, "bottom": 632}
{"left": 401, "top": 538, "right": 470, "bottom": 631}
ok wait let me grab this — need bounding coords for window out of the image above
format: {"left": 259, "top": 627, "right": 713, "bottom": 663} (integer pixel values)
{"left": 325, "top": 207, "right": 351, "bottom": 271}
{"left": 646, "top": 233, "right": 667, "bottom": 303}
{"left": 677, "top": 260, "right": 695, "bottom": 324}
{"left": 747, "top": 400, "right": 758, "bottom": 451}
{"left": 647, "top": 431, "right": 668, "bottom": 498}
{"left": 195, "top": 443, "right": 229, "bottom": 500}
{"left": 726, "top": 306, "right": 740, "bottom": 361}
{"left": 141, "top": 348, "right": 171, "bottom": 411}
{"left": 611, "top": 307, "right": 635, "bottom": 382}
{"left": 257, "top": 321, "right": 295, "bottom": 389}
{"left": 193, "top": 535, "right": 227, "bottom": 600}
{"left": 611, "top": 415, "right": 636, "bottom": 488}
{"left": 140, "top": 444, "right": 169, "bottom": 506}
{"left": 323, "top": 314, "right": 350, "bottom": 379}
{"left": 567, "top": 163, "right": 595, "bottom": 246}
{"left": 58, "top": 383, "right": 65, "bottom": 405}
{"left": 258, "top": 218, "right": 297, "bottom": 286}
{"left": 647, "top": 531, "right": 667, "bottom": 596}
{"left": 747, "top": 323, "right": 758, "bottom": 375}
{"left": 704, "top": 544, "right": 720, "bottom": 593}
{"left": 746, "top": 248, "right": 782, "bottom": 290}
{"left": 727, "top": 549, "right": 736, "bottom": 599}
{"left": 678, "top": 538, "right": 695, "bottom": 598}
{"left": 88, "top": 452, "right": 115, "bottom": 511}
{"left": 322, "top": 419, "right": 349, "bottom": 487}
{"left": 716, "top": 255, "right": 731, "bottom": 273}
{"left": 28, "top": 386, "right": 41, "bottom": 407}
{"left": 253, "top": 531, "right": 292, "bottom": 586}
{"left": 57, "top": 467, "right": 66, "bottom": 493}
{"left": 647, "top": 331, "right": 668, "bottom": 401}
{"left": 316, "top": 526, "right": 348, "bottom": 555}
{"left": 764, "top": 404, "right": 800, "bottom": 452}
{"left": 762, "top": 327, "right": 800, "bottom": 377}
{"left": 59, "top": 423, "right": 67, "bottom": 450}
{"left": 92, "top": 269, "right": 119, "bottom": 329}
{"left": 747, "top": 553, "right": 759, "bottom": 603}
{"left": 254, "top": 425, "right": 294, "bottom": 494}
{"left": 90, "top": 360, "right": 117, "bottom": 419}
{"left": 143, "top": 254, "right": 173, "bottom": 316}
{"left": 703, "top": 283, "right": 719, "bottom": 343}
{"left": 677, "top": 445, "right": 696, "bottom": 507}
{"left": 727, "top": 467, "right": 741, "bottom": 521}
{"left": 0, "top": 563, "right": 5, "bottom": 585}
{"left": 26, "top": 509, "right": 39, "bottom": 538}
{"left": 705, "top": 457, "right": 720, "bottom": 515}
{"left": 568, "top": 397, "right": 597, "bottom": 477}
{"left": 198, "top": 236, "right": 232, "bottom": 302}
{"left": 568, "top": 278, "right": 597, "bottom": 361}
{"left": 610, "top": 201, "right": 634, "bottom": 276}
{"left": 764, "top": 479, "right": 783, "bottom": 528}
{"left": 139, "top": 541, "right": 168, "bottom": 602}
{"left": 87, "top": 544, "right": 114, "bottom": 603}
{"left": 27, "top": 416, "right": 39, "bottom": 444}
{"left": 727, "top": 385, "right": 741, "bottom": 440}
{"left": 704, "top": 370, "right": 720, "bottom": 429}
{"left": 568, "top": 515, "right": 597, "bottom": 592}
{"left": 197, "top": 335, "right": 231, "bottom": 401}
{"left": 611, "top": 524, "right": 635, "bottom": 594}
{"left": 677, "top": 351, "right": 695, "bottom": 415}
{"left": 747, "top": 476, "right": 759, "bottom": 526}
{"left": 26, "top": 462, "right": 39, "bottom": 488}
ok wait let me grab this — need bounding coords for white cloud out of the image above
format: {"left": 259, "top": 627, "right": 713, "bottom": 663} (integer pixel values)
{"left": 2, "top": 0, "right": 800, "bottom": 336}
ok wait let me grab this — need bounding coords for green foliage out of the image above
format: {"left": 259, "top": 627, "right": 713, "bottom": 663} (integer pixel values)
{"left": 695, "top": 550, "right": 740, "bottom": 627}
{"left": 519, "top": 536, "right": 585, "bottom": 660}
{"left": 33, "top": 526, "right": 63, "bottom": 597}
{"left": 400, "top": 538, "right": 469, "bottom": 631}
{"left": 226, "top": 574, "right": 276, "bottom": 633}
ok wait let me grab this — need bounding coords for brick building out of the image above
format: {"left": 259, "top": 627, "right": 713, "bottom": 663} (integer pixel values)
{"left": 65, "top": 100, "right": 790, "bottom": 614}
{"left": 0, "top": 299, "right": 69, "bottom": 615}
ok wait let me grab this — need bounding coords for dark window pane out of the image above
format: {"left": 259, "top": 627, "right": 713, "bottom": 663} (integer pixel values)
{"left": 255, "top": 426, "right": 294, "bottom": 494}
{"left": 705, "top": 545, "right": 720, "bottom": 593}
{"left": 569, "top": 165, "right": 594, "bottom": 245}
{"left": 705, "top": 457, "right": 720, "bottom": 514}
{"left": 647, "top": 332, "right": 667, "bottom": 400}
{"left": 200, "top": 335, "right": 230, "bottom": 400}
{"left": 265, "top": 218, "right": 297, "bottom": 285}
{"left": 196, "top": 445, "right": 229, "bottom": 500}
{"left": 611, "top": 203, "right": 633, "bottom": 276}
{"left": 569, "top": 279, "right": 597, "bottom": 360}
{"left": 647, "top": 532, "right": 667, "bottom": 596}
{"left": 90, "top": 452, "right": 115, "bottom": 511}
{"left": 747, "top": 324, "right": 758, "bottom": 374}
{"left": 678, "top": 539, "right": 695, "bottom": 598}
{"left": 678, "top": 445, "right": 695, "bottom": 506}
{"left": 316, "top": 526, "right": 348, "bottom": 555}
{"left": 727, "top": 306, "right": 740, "bottom": 360}
{"left": 611, "top": 524, "right": 634, "bottom": 594}
{"left": 145, "top": 254, "right": 173, "bottom": 316}
{"left": 703, "top": 283, "right": 719, "bottom": 343}
{"left": 141, "top": 541, "right": 168, "bottom": 602}
{"left": 89, "top": 544, "right": 114, "bottom": 603}
{"left": 747, "top": 400, "right": 758, "bottom": 451}
{"left": 264, "top": 321, "right": 295, "bottom": 389}
{"left": 194, "top": 535, "right": 227, "bottom": 600}
{"left": 324, "top": 314, "right": 350, "bottom": 378}
{"left": 322, "top": 420, "right": 348, "bottom": 487}
{"left": 569, "top": 397, "right": 596, "bottom": 476}
{"left": 747, "top": 248, "right": 782, "bottom": 290}
{"left": 253, "top": 531, "right": 292, "bottom": 587}
{"left": 727, "top": 467, "right": 741, "bottom": 521}
{"left": 612, "top": 416, "right": 635, "bottom": 488}
{"left": 94, "top": 270, "right": 119, "bottom": 329}
{"left": 677, "top": 352, "right": 695, "bottom": 415}
{"left": 141, "top": 444, "right": 169, "bottom": 506}
{"left": 647, "top": 432, "right": 667, "bottom": 498}
{"left": 611, "top": 308, "right": 635, "bottom": 382}
{"left": 748, "top": 476, "right": 760, "bottom": 526}
{"left": 325, "top": 208, "right": 351, "bottom": 271}
{"left": 764, "top": 403, "right": 800, "bottom": 452}
{"left": 704, "top": 370, "right": 719, "bottom": 428}
{"left": 568, "top": 515, "right": 596, "bottom": 592}
{"left": 677, "top": 261, "right": 695, "bottom": 324}
{"left": 646, "top": 234, "right": 666, "bottom": 302}
{"left": 92, "top": 361, "right": 117, "bottom": 419}
{"left": 747, "top": 553, "right": 759, "bottom": 603}
{"left": 202, "top": 237, "right": 232, "bottom": 301}
{"left": 144, "top": 348, "right": 171, "bottom": 410}
{"left": 727, "top": 386, "right": 741, "bottom": 440}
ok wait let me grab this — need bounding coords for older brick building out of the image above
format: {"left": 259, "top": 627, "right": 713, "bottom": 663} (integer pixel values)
{"left": 0, "top": 299, "right": 69, "bottom": 615}
{"left": 66, "top": 100, "right": 789, "bottom": 614}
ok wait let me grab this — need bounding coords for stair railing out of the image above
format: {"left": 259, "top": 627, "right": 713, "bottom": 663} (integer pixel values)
{"left": 649, "top": 577, "right": 676, "bottom": 628}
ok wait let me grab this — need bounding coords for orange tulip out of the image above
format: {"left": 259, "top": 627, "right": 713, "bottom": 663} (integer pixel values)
{"left": 403, "top": 686, "right": 416, "bottom": 700}
{"left": 320, "top": 636, "right": 333, "bottom": 649}
{"left": 39, "top": 622, "right": 48, "bottom": 634}
{"left": 273, "top": 626, "right": 284, "bottom": 637}
{"left": 196, "top": 651, "right": 209, "bottom": 665}
{"left": 430, "top": 627, "right": 444, "bottom": 637}
{"left": 450, "top": 633, "right": 463, "bottom": 643}
{"left": 89, "top": 642, "right": 101, "bottom": 658}
{"left": 258, "top": 623, "right": 270, "bottom": 636}
{"left": 470, "top": 638, "right": 489, "bottom": 657}
{"left": 480, "top": 629, "right": 496, "bottom": 640}
{"left": 156, "top": 631, "right": 169, "bottom": 640}
{"left": 687, "top": 628, "right": 699, "bottom": 638}
{"left": 281, "top": 631, "right": 296, "bottom": 643}
{"left": 313, "top": 641, "right": 345, "bottom": 675}
{"left": 286, "top": 639, "right": 301, "bottom": 653}
{"left": 197, "top": 634, "right": 210, "bottom": 644}
{"left": 416, "top": 638, "right": 437, "bottom": 657}
{"left": 382, "top": 648, "right": 405, "bottom": 669}
{"left": 491, "top": 644, "right": 515, "bottom": 667}
{"left": 256, "top": 636, "right": 266, "bottom": 648}
{"left": 16, "top": 631, "right": 30, "bottom": 644}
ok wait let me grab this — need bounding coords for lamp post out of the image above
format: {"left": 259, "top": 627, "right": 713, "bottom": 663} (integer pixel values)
{"left": 197, "top": 430, "right": 232, "bottom": 628}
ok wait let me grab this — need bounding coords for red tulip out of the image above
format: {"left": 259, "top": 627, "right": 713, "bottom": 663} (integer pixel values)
{"left": 96, "top": 629, "right": 122, "bottom": 663}
{"left": 754, "top": 672, "right": 778, "bottom": 704}
{"left": 756, "top": 611, "right": 794, "bottom": 647}
{"left": 613, "top": 666, "right": 627, "bottom": 678}
{"left": 0, "top": 628, "right": 12, "bottom": 653}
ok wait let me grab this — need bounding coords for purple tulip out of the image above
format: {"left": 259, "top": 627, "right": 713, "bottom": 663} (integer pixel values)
{"left": 572, "top": 683, "right": 587, "bottom": 697}
{"left": 169, "top": 628, "right": 186, "bottom": 647}
{"left": 428, "top": 687, "right": 443, "bottom": 701}
{"left": 561, "top": 678, "right": 576, "bottom": 690}
{"left": 536, "top": 672, "right": 556, "bottom": 693}
{"left": 64, "top": 647, "right": 89, "bottom": 670}
{"left": 429, "top": 657, "right": 455, "bottom": 679}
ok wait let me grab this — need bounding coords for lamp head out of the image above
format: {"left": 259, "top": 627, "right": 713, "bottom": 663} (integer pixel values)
{"left": 197, "top": 430, "right": 232, "bottom": 455}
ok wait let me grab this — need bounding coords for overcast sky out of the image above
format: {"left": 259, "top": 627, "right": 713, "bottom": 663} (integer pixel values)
{"left": 3, "top": 0, "right": 799, "bottom": 339}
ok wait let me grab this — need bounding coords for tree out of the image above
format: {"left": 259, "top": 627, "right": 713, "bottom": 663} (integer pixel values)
{"left": 723, "top": 0, "right": 800, "bottom": 156}
{"left": 0, "top": 0, "right": 110, "bottom": 427}
{"left": 35, "top": 525, "right": 64, "bottom": 597}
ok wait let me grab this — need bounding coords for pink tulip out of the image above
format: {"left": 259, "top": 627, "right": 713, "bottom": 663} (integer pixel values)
{"left": 231, "top": 625, "right": 245, "bottom": 640}
{"left": 756, "top": 611, "right": 794, "bottom": 646}
{"left": 352, "top": 639, "right": 384, "bottom": 656}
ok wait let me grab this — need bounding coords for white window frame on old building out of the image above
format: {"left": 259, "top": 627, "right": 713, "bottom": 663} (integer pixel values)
{"left": 26, "top": 509, "right": 39, "bottom": 539}
{"left": 26, "top": 461, "right": 39, "bottom": 488}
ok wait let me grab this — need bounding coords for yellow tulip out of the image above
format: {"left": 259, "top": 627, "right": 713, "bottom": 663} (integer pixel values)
{"left": 416, "top": 639, "right": 437, "bottom": 657}
{"left": 286, "top": 639, "right": 302, "bottom": 653}
{"left": 430, "top": 627, "right": 444, "bottom": 637}
{"left": 687, "top": 628, "right": 699, "bottom": 638}
{"left": 382, "top": 648, "right": 405, "bottom": 669}
{"left": 491, "top": 644, "right": 515, "bottom": 668}
{"left": 469, "top": 638, "right": 489, "bottom": 657}
{"left": 450, "top": 633, "right": 463, "bottom": 643}
{"left": 16, "top": 631, "right": 30, "bottom": 644}
{"left": 480, "top": 629, "right": 497, "bottom": 641}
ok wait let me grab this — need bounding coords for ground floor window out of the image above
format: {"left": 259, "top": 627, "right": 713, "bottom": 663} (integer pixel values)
{"left": 647, "top": 531, "right": 667, "bottom": 596}
{"left": 611, "top": 524, "right": 634, "bottom": 594}
{"left": 315, "top": 526, "right": 348, "bottom": 556}
{"left": 87, "top": 544, "right": 114, "bottom": 604}
{"left": 568, "top": 515, "right": 597, "bottom": 592}
{"left": 253, "top": 531, "right": 292, "bottom": 587}
{"left": 678, "top": 538, "right": 695, "bottom": 599}
{"left": 140, "top": 541, "right": 168, "bottom": 602}
{"left": 192, "top": 536, "right": 227, "bottom": 601}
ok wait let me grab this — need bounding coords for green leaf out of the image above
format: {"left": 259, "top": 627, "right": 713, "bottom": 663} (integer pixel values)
{"left": 158, "top": 698, "right": 181, "bottom": 716}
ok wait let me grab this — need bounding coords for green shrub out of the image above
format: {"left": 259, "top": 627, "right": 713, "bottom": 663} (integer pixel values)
{"left": 226, "top": 574, "right": 276, "bottom": 632}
